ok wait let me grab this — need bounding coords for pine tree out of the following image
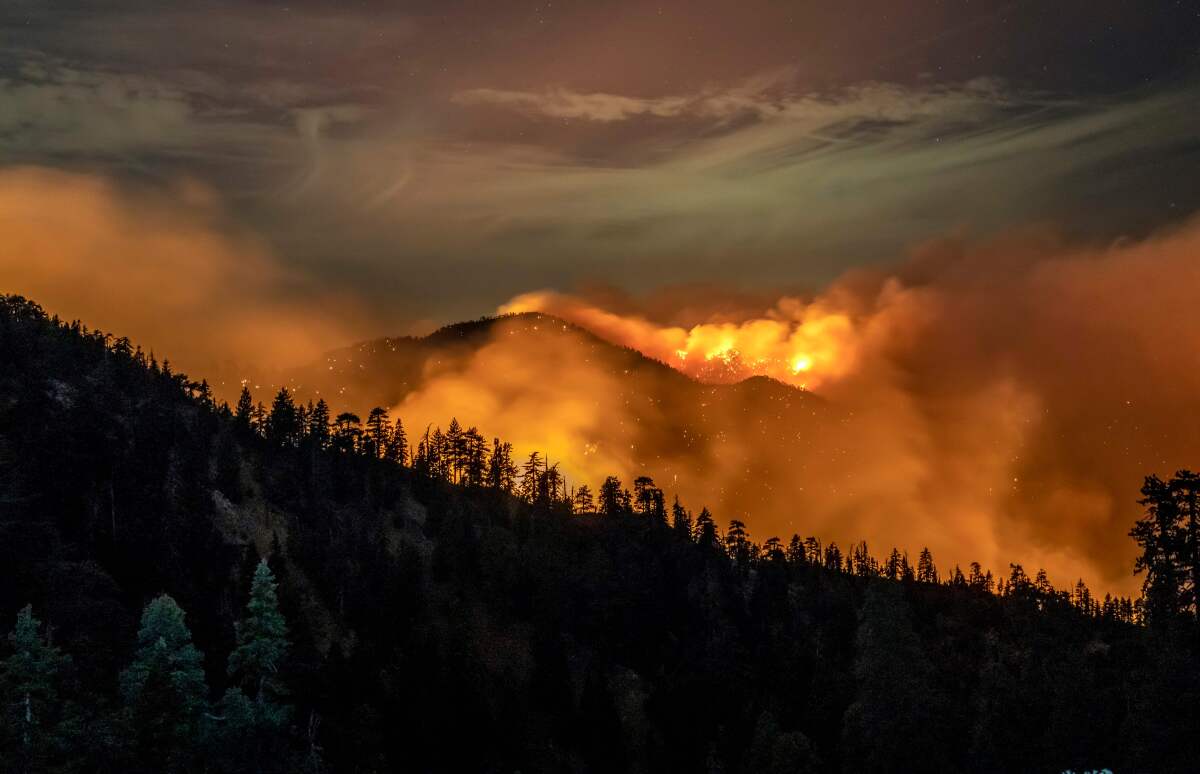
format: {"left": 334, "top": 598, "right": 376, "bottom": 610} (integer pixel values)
{"left": 1131, "top": 471, "right": 1200, "bottom": 623}
{"left": 306, "top": 399, "right": 331, "bottom": 449}
{"left": 429, "top": 427, "right": 447, "bottom": 478}
{"left": 726, "top": 519, "right": 753, "bottom": 566}
{"left": 120, "top": 595, "right": 209, "bottom": 771}
{"left": 598, "top": 476, "right": 628, "bottom": 516}
{"left": 786, "top": 534, "right": 806, "bottom": 566}
{"left": 885, "top": 548, "right": 902, "bottom": 580}
{"left": 0, "top": 606, "right": 71, "bottom": 771}
{"left": 573, "top": 484, "right": 595, "bottom": 514}
{"left": 671, "top": 496, "right": 692, "bottom": 538}
{"left": 916, "top": 547, "right": 938, "bottom": 584}
{"left": 852, "top": 541, "right": 878, "bottom": 577}
{"left": 823, "top": 543, "right": 842, "bottom": 572}
{"left": 364, "top": 407, "right": 391, "bottom": 459}
{"left": 519, "top": 452, "right": 544, "bottom": 503}
{"left": 217, "top": 560, "right": 292, "bottom": 773}
{"left": 384, "top": 417, "right": 408, "bottom": 465}
{"left": 229, "top": 560, "right": 289, "bottom": 707}
{"left": 633, "top": 476, "right": 657, "bottom": 516}
{"left": 446, "top": 418, "right": 465, "bottom": 483}
{"left": 1173, "top": 470, "right": 1200, "bottom": 617}
{"left": 968, "top": 562, "right": 987, "bottom": 591}
{"left": 194, "top": 379, "right": 214, "bottom": 409}
{"left": 266, "top": 388, "right": 300, "bottom": 447}
{"left": 462, "top": 427, "right": 486, "bottom": 486}
{"left": 332, "top": 412, "right": 362, "bottom": 454}
{"left": 486, "top": 438, "right": 516, "bottom": 493}
{"left": 693, "top": 507, "right": 718, "bottom": 548}
{"left": 235, "top": 386, "right": 255, "bottom": 431}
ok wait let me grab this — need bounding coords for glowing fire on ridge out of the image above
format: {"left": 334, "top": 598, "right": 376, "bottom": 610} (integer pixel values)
{"left": 498, "top": 290, "right": 860, "bottom": 389}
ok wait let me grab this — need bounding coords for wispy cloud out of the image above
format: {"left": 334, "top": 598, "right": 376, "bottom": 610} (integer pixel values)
{"left": 423, "top": 78, "right": 1194, "bottom": 263}
{"left": 453, "top": 87, "right": 694, "bottom": 122}
{"left": 452, "top": 69, "right": 1021, "bottom": 124}
{"left": 3, "top": 53, "right": 1196, "bottom": 321}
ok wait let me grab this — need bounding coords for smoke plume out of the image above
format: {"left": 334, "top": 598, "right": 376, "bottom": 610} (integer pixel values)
{"left": 0, "top": 166, "right": 372, "bottom": 386}
{"left": 403, "top": 221, "right": 1200, "bottom": 594}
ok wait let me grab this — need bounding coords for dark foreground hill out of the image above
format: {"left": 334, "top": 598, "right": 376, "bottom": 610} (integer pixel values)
{"left": 1, "top": 294, "right": 1198, "bottom": 773}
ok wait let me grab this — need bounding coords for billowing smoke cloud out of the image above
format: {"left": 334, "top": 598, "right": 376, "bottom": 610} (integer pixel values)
{"left": 0, "top": 166, "right": 372, "bottom": 386}
{"left": 395, "top": 221, "right": 1200, "bottom": 595}
{"left": 395, "top": 321, "right": 638, "bottom": 490}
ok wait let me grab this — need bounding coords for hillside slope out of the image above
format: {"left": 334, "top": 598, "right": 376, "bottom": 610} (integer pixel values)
{"left": 265, "top": 313, "right": 841, "bottom": 541}
{"left": 0, "top": 295, "right": 1197, "bottom": 773}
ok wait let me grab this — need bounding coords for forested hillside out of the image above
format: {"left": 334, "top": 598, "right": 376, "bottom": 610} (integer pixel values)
{"left": 1, "top": 294, "right": 1198, "bottom": 773}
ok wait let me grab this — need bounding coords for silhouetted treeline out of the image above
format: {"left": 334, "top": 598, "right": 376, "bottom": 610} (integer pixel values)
{"left": 228, "top": 374, "right": 1142, "bottom": 626}
{"left": 1, "top": 294, "right": 1198, "bottom": 773}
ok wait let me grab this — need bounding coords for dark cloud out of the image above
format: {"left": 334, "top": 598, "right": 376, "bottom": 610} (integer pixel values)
{"left": 3, "top": 1, "right": 1197, "bottom": 322}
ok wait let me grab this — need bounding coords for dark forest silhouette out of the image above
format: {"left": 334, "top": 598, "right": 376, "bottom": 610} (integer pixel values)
{"left": 1, "top": 294, "right": 1198, "bottom": 773}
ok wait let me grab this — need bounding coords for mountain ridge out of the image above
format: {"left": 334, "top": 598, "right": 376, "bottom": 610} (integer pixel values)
{"left": 274, "top": 311, "right": 821, "bottom": 411}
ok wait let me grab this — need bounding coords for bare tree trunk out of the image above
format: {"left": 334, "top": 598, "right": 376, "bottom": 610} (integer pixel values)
{"left": 307, "top": 711, "right": 323, "bottom": 773}
{"left": 23, "top": 690, "right": 31, "bottom": 748}
{"left": 109, "top": 480, "right": 117, "bottom": 539}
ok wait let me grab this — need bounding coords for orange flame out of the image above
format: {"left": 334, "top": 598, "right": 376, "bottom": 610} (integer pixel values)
{"left": 499, "top": 291, "right": 860, "bottom": 389}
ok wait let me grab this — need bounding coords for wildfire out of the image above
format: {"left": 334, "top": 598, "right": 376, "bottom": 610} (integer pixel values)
{"left": 499, "top": 291, "right": 858, "bottom": 389}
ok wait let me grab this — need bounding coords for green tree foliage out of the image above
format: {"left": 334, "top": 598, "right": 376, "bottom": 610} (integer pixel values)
{"left": 0, "top": 606, "right": 72, "bottom": 772}
{"left": 120, "top": 595, "right": 209, "bottom": 772}
{"left": 215, "top": 560, "right": 292, "bottom": 773}
{"left": 229, "top": 561, "right": 289, "bottom": 707}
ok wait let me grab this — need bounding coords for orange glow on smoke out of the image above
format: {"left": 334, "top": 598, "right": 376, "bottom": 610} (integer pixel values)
{"left": 500, "top": 291, "right": 859, "bottom": 389}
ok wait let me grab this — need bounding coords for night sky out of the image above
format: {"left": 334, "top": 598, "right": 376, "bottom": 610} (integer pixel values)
{"left": 4, "top": 1, "right": 1199, "bottom": 325}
